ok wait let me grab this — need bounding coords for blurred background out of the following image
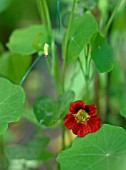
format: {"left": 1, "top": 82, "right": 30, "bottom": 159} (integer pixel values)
{"left": 0, "top": 0, "right": 126, "bottom": 169}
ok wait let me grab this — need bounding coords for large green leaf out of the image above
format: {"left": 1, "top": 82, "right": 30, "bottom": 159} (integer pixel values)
{"left": 57, "top": 124, "right": 126, "bottom": 170}
{"left": 64, "top": 13, "right": 98, "bottom": 64}
{"left": 33, "top": 91, "right": 75, "bottom": 127}
{"left": 0, "top": 52, "right": 31, "bottom": 84}
{"left": 0, "top": 77, "right": 25, "bottom": 134}
{"left": 7, "top": 25, "right": 47, "bottom": 55}
{"left": 6, "top": 136, "right": 52, "bottom": 160}
{"left": 91, "top": 33, "right": 114, "bottom": 72}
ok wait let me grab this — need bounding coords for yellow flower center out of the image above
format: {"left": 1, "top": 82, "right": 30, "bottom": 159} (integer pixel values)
{"left": 74, "top": 109, "right": 90, "bottom": 123}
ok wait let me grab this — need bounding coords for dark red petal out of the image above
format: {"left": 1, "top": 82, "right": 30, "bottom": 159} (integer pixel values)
{"left": 72, "top": 122, "right": 87, "bottom": 137}
{"left": 63, "top": 113, "right": 76, "bottom": 130}
{"left": 85, "top": 104, "right": 97, "bottom": 116}
{"left": 69, "top": 100, "right": 85, "bottom": 114}
{"left": 86, "top": 116, "right": 102, "bottom": 132}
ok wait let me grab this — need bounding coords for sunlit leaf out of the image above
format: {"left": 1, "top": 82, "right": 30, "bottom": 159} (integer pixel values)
{"left": 57, "top": 124, "right": 126, "bottom": 170}
{"left": 7, "top": 25, "right": 47, "bottom": 55}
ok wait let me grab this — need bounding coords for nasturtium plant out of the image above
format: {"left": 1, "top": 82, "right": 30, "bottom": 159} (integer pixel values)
{"left": 0, "top": 0, "right": 125, "bottom": 169}
{"left": 7, "top": 25, "right": 47, "bottom": 55}
{"left": 0, "top": 77, "right": 25, "bottom": 134}
{"left": 57, "top": 124, "right": 126, "bottom": 170}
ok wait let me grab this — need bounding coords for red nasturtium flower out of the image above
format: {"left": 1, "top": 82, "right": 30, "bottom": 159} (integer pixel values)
{"left": 63, "top": 100, "right": 102, "bottom": 137}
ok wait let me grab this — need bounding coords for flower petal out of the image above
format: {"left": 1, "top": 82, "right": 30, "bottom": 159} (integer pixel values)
{"left": 69, "top": 100, "right": 85, "bottom": 114}
{"left": 85, "top": 104, "right": 97, "bottom": 116}
{"left": 72, "top": 122, "right": 87, "bottom": 137}
{"left": 86, "top": 116, "right": 102, "bottom": 132}
{"left": 63, "top": 113, "right": 76, "bottom": 130}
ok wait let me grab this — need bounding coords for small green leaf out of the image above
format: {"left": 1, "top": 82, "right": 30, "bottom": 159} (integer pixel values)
{"left": 0, "top": 52, "right": 31, "bottom": 84}
{"left": 0, "top": 77, "right": 25, "bottom": 134}
{"left": 33, "top": 91, "right": 75, "bottom": 127}
{"left": 91, "top": 33, "right": 114, "bottom": 72}
{"left": 64, "top": 13, "right": 98, "bottom": 64}
{"left": 7, "top": 25, "right": 47, "bottom": 55}
{"left": 6, "top": 136, "right": 53, "bottom": 160}
{"left": 57, "top": 124, "right": 126, "bottom": 170}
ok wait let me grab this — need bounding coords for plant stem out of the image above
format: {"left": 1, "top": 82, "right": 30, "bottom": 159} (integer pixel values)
{"left": 104, "top": 0, "right": 121, "bottom": 36}
{"left": 78, "top": 58, "right": 86, "bottom": 82}
{"left": 62, "top": 0, "right": 76, "bottom": 92}
{"left": 61, "top": 125, "right": 65, "bottom": 150}
{"left": 57, "top": 0, "right": 61, "bottom": 32}
{"left": 0, "top": 135, "right": 8, "bottom": 170}
{"left": 42, "top": 0, "right": 52, "bottom": 33}
{"left": 20, "top": 54, "right": 44, "bottom": 86}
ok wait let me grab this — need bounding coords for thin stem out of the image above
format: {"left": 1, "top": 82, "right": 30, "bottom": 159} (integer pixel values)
{"left": 20, "top": 54, "right": 44, "bottom": 86}
{"left": 78, "top": 58, "right": 86, "bottom": 82}
{"left": 0, "top": 135, "right": 8, "bottom": 170}
{"left": 36, "top": 0, "right": 46, "bottom": 24}
{"left": 104, "top": 0, "right": 121, "bottom": 36}
{"left": 42, "top": 0, "right": 52, "bottom": 33}
{"left": 62, "top": 0, "right": 76, "bottom": 92}
{"left": 61, "top": 125, "right": 65, "bottom": 150}
{"left": 57, "top": 0, "right": 61, "bottom": 31}
{"left": 51, "top": 39, "right": 61, "bottom": 95}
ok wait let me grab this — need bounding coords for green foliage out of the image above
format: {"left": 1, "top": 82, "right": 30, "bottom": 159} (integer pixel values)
{"left": 0, "top": 0, "right": 12, "bottom": 13}
{"left": 63, "top": 13, "right": 98, "bottom": 64}
{"left": 32, "top": 32, "right": 51, "bottom": 51}
{"left": 6, "top": 136, "right": 53, "bottom": 160}
{"left": 0, "top": 52, "right": 31, "bottom": 84}
{"left": 33, "top": 91, "right": 75, "bottom": 127}
{"left": 7, "top": 25, "right": 47, "bottom": 55}
{"left": 0, "top": 77, "right": 25, "bottom": 134}
{"left": 91, "top": 33, "right": 114, "bottom": 72}
{"left": 57, "top": 124, "right": 126, "bottom": 170}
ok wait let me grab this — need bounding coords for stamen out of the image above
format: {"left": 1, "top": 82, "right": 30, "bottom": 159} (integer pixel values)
{"left": 74, "top": 109, "right": 90, "bottom": 123}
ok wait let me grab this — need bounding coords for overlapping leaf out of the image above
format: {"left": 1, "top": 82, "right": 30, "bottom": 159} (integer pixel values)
{"left": 57, "top": 124, "right": 126, "bottom": 170}
{"left": 7, "top": 25, "right": 48, "bottom": 55}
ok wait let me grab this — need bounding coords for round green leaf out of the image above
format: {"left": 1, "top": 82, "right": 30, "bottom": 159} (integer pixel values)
{"left": 91, "top": 33, "right": 114, "bottom": 73}
{"left": 0, "top": 77, "right": 25, "bottom": 134}
{"left": 57, "top": 124, "right": 126, "bottom": 170}
{"left": 7, "top": 25, "right": 46, "bottom": 55}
